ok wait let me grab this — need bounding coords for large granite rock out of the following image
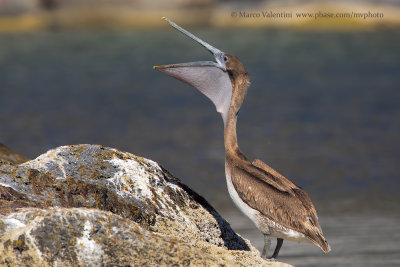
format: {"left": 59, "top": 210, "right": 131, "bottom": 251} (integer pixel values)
{"left": 0, "top": 144, "right": 292, "bottom": 266}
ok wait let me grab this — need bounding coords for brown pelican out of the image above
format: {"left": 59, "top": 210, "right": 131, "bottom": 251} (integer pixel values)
{"left": 154, "top": 17, "right": 330, "bottom": 259}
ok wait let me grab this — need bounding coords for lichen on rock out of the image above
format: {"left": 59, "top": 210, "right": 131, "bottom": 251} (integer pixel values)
{"left": 0, "top": 144, "right": 292, "bottom": 267}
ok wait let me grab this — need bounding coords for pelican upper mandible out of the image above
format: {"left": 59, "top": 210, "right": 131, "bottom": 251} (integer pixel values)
{"left": 154, "top": 17, "right": 330, "bottom": 259}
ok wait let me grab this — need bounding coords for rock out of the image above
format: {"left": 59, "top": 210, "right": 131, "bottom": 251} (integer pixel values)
{"left": 0, "top": 143, "right": 29, "bottom": 165}
{"left": 0, "top": 144, "right": 292, "bottom": 267}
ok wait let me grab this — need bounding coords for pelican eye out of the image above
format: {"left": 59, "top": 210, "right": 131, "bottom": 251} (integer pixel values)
{"left": 223, "top": 56, "right": 228, "bottom": 62}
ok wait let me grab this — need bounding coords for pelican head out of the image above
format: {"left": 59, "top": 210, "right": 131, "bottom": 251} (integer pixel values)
{"left": 154, "top": 17, "right": 249, "bottom": 126}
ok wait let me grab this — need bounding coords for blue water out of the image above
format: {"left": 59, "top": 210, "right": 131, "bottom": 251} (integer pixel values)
{"left": 0, "top": 29, "right": 400, "bottom": 265}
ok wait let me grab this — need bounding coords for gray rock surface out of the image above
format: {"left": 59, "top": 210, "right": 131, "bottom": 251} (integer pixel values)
{"left": 0, "top": 144, "right": 292, "bottom": 266}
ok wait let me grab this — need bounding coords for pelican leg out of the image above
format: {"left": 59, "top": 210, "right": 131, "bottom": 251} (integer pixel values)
{"left": 261, "top": 234, "right": 271, "bottom": 259}
{"left": 270, "top": 238, "right": 283, "bottom": 259}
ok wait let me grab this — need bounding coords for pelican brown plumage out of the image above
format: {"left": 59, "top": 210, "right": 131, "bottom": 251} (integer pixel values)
{"left": 154, "top": 17, "right": 330, "bottom": 259}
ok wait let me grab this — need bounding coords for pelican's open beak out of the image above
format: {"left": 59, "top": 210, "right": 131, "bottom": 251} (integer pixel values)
{"left": 153, "top": 17, "right": 226, "bottom": 71}
{"left": 153, "top": 17, "right": 233, "bottom": 126}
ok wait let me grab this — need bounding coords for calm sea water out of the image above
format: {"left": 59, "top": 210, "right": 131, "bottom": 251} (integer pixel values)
{"left": 0, "top": 29, "right": 399, "bottom": 265}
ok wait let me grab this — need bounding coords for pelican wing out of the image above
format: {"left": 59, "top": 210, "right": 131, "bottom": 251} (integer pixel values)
{"left": 252, "top": 158, "right": 298, "bottom": 193}
{"left": 229, "top": 157, "right": 330, "bottom": 252}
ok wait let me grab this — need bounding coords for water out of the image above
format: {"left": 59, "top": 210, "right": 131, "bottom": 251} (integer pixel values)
{"left": 224, "top": 210, "right": 400, "bottom": 267}
{"left": 0, "top": 29, "right": 399, "bottom": 265}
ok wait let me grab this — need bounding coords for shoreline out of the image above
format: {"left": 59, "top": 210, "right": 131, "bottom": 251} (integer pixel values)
{"left": 0, "top": 3, "right": 399, "bottom": 33}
